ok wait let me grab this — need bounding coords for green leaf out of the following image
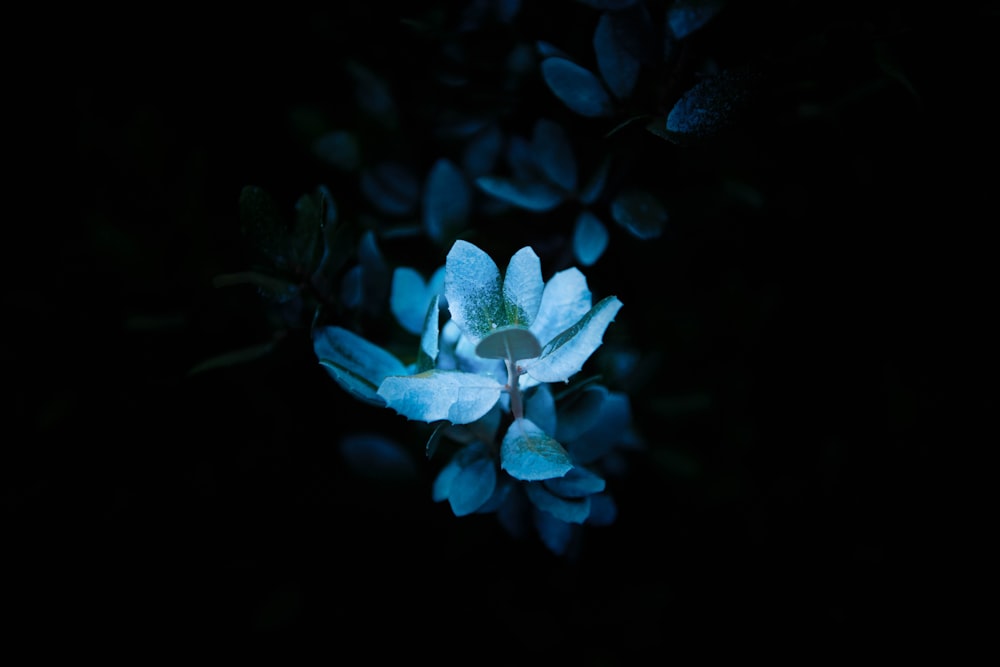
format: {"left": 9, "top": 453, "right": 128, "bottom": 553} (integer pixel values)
{"left": 377, "top": 370, "right": 503, "bottom": 424}
{"left": 500, "top": 418, "right": 574, "bottom": 481}
{"left": 525, "top": 296, "right": 623, "bottom": 383}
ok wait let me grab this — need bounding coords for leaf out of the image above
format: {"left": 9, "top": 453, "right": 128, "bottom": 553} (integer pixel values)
{"left": 525, "top": 295, "right": 623, "bottom": 384}
{"left": 555, "top": 384, "right": 608, "bottom": 443}
{"left": 360, "top": 162, "right": 420, "bottom": 217}
{"left": 353, "top": 230, "right": 391, "bottom": 316}
{"left": 525, "top": 384, "right": 557, "bottom": 437}
{"left": 448, "top": 457, "right": 498, "bottom": 516}
{"left": 313, "top": 130, "right": 361, "bottom": 171}
{"left": 525, "top": 482, "right": 591, "bottom": 523}
{"left": 576, "top": 0, "right": 639, "bottom": 10}
{"left": 340, "top": 432, "right": 418, "bottom": 481}
{"left": 444, "top": 240, "right": 505, "bottom": 344}
{"left": 500, "top": 418, "right": 574, "bottom": 481}
{"left": 462, "top": 122, "right": 504, "bottom": 177}
{"left": 533, "top": 509, "right": 575, "bottom": 556}
{"left": 502, "top": 245, "right": 544, "bottom": 326}
{"left": 475, "top": 176, "right": 565, "bottom": 212}
{"left": 187, "top": 339, "right": 277, "bottom": 376}
{"left": 346, "top": 60, "right": 397, "bottom": 128}
{"left": 540, "top": 57, "right": 614, "bottom": 118}
{"left": 377, "top": 370, "right": 503, "bottom": 424}
{"left": 531, "top": 119, "right": 577, "bottom": 192}
{"left": 314, "top": 326, "right": 407, "bottom": 405}
{"left": 666, "top": 0, "right": 726, "bottom": 39}
{"left": 567, "top": 391, "right": 636, "bottom": 464}
{"left": 586, "top": 492, "right": 618, "bottom": 526}
{"left": 578, "top": 155, "right": 611, "bottom": 205}
{"left": 594, "top": 12, "right": 641, "bottom": 100}
{"left": 475, "top": 325, "right": 542, "bottom": 362}
{"left": 423, "top": 158, "right": 472, "bottom": 244}
{"left": 664, "top": 68, "right": 756, "bottom": 145}
{"left": 529, "top": 268, "right": 593, "bottom": 348}
{"left": 391, "top": 267, "right": 434, "bottom": 335}
{"left": 610, "top": 187, "right": 667, "bottom": 239}
{"left": 239, "top": 185, "right": 290, "bottom": 271}
{"left": 572, "top": 210, "right": 609, "bottom": 266}
{"left": 416, "top": 294, "right": 441, "bottom": 372}
{"left": 543, "top": 466, "right": 606, "bottom": 498}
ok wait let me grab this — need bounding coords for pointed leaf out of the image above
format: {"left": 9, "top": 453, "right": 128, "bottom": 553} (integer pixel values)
{"left": 525, "top": 296, "right": 623, "bottom": 383}
{"left": 500, "top": 418, "right": 574, "bottom": 481}
{"left": 360, "top": 162, "right": 420, "bottom": 217}
{"left": 534, "top": 509, "right": 575, "bottom": 556}
{"left": 416, "top": 294, "right": 441, "bottom": 372}
{"left": 579, "top": 155, "right": 611, "bottom": 205}
{"left": 610, "top": 187, "right": 667, "bottom": 239}
{"left": 314, "top": 326, "right": 406, "bottom": 405}
{"left": 525, "top": 482, "right": 591, "bottom": 523}
{"left": 462, "top": 123, "right": 504, "bottom": 177}
{"left": 664, "top": 68, "right": 756, "bottom": 145}
{"left": 594, "top": 12, "right": 640, "bottom": 100}
{"left": 475, "top": 176, "right": 564, "bottom": 212}
{"left": 444, "top": 240, "right": 505, "bottom": 344}
{"left": 540, "top": 57, "right": 614, "bottom": 118}
{"left": 503, "top": 245, "right": 544, "bottom": 326}
{"left": 572, "top": 210, "right": 609, "bottom": 266}
{"left": 529, "top": 268, "right": 593, "bottom": 347}
{"left": 532, "top": 119, "right": 577, "bottom": 192}
{"left": 423, "top": 158, "right": 472, "bottom": 244}
{"left": 377, "top": 370, "right": 503, "bottom": 424}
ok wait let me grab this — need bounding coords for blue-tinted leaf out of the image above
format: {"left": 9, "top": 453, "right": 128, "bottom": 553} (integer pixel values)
{"left": 543, "top": 466, "right": 606, "bottom": 498}
{"left": 610, "top": 187, "right": 667, "bottom": 239}
{"left": 360, "top": 162, "right": 420, "bottom": 217}
{"left": 346, "top": 61, "right": 397, "bottom": 128}
{"left": 463, "top": 123, "right": 504, "bottom": 177}
{"left": 502, "top": 245, "right": 544, "bottom": 326}
{"left": 416, "top": 294, "right": 441, "bottom": 372}
{"left": 594, "top": 12, "right": 640, "bottom": 100}
{"left": 340, "top": 432, "right": 418, "bottom": 481}
{"left": 313, "top": 130, "right": 360, "bottom": 171}
{"left": 540, "top": 57, "right": 614, "bottom": 118}
{"left": 475, "top": 176, "right": 564, "bottom": 212}
{"left": 391, "top": 267, "right": 432, "bottom": 335}
{"left": 665, "top": 68, "right": 755, "bottom": 144}
{"left": 531, "top": 119, "right": 577, "bottom": 192}
{"left": 377, "top": 370, "right": 503, "bottom": 424}
{"left": 500, "top": 418, "right": 574, "bottom": 481}
{"left": 526, "top": 295, "right": 623, "bottom": 384}
{"left": 568, "top": 391, "right": 636, "bottom": 463}
{"left": 423, "top": 158, "right": 472, "bottom": 244}
{"left": 666, "top": 0, "right": 726, "bottom": 39}
{"left": 449, "top": 457, "right": 497, "bottom": 516}
{"left": 525, "top": 384, "right": 557, "bottom": 437}
{"left": 586, "top": 492, "right": 618, "bottom": 525}
{"left": 535, "top": 40, "right": 570, "bottom": 59}
{"left": 356, "top": 230, "right": 391, "bottom": 314}
{"left": 576, "top": 0, "right": 639, "bottom": 10}
{"left": 572, "top": 210, "right": 610, "bottom": 266}
{"left": 534, "top": 509, "right": 575, "bottom": 556}
{"left": 579, "top": 156, "right": 611, "bottom": 205}
{"left": 475, "top": 326, "right": 542, "bottom": 361}
{"left": 529, "top": 268, "right": 593, "bottom": 347}
{"left": 444, "top": 240, "right": 505, "bottom": 344}
{"left": 525, "top": 482, "right": 591, "bottom": 523}
{"left": 314, "top": 326, "right": 406, "bottom": 405}
{"left": 555, "top": 384, "right": 608, "bottom": 443}
{"left": 339, "top": 265, "right": 363, "bottom": 309}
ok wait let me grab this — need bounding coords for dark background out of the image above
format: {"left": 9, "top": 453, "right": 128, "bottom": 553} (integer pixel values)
{"left": 7, "top": 0, "right": 992, "bottom": 658}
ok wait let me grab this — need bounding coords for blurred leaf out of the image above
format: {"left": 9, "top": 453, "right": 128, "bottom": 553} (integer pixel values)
{"left": 462, "top": 122, "right": 504, "bottom": 177}
{"left": 572, "top": 210, "right": 609, "bottom": 266}
{"left": 576, "top": 0, "right": 639, "bottom": 10}
{"left": 346, "top": 60, "right": 398, "bottom": 128}
{"left": 423, "top": 158, "right": 472, "bottom": 244}
{"left": 314, "top": 326, "right": 407, "bottom": 406}
{"left": 340, "top": 432, "right": 419, "bottom": 481}
{"left": 360, "top": 162, "right": 421, "bottom": 217}
{"left": 525, "top": 482, "right": 591, "bottom": 523}
{"left": 594, "top": 12, "right": 641, "bottom": 100}
{"left": 313, "top": 130, "right": 361, "bottom": 171}
{"left": 540, "top": 57, "right": 614, "bottom": 118}
{"left": 391, "top": 265, "right": 444, "bottom": 335}
{"left": 239, "top": 185, "right": 291, "bottom": 272}
{"left": 543, "top": 466, "right": 606, "bottom": 498}
{"left": 610, "top": 187, "right": 667, "bottom": 239}
{"left": 531, "top": 118, "right": 577, "bottom": 192}
{"left": 475, "top": 176, "right": 565, "bottom": 212}
{"left": 187, "top": 340, "right": 278, "bottom": 376}
{"left": 666, "top": 0, "right": 727, "bottom": 39}
{"left": 533, "top": 509, "right": 574, "bottom": 555}
{"left": 579, "top": 155, "right": 611, "bottom": 205}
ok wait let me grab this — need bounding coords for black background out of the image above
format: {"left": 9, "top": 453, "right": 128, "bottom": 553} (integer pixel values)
{"left": 7, "top": 0, "right": 992, "bottom": 659}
